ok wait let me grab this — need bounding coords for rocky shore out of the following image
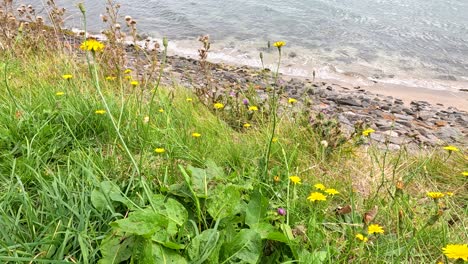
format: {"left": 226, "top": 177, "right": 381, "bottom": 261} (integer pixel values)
{"left": 150, "top": 52, "right": 467, "bottom": 149}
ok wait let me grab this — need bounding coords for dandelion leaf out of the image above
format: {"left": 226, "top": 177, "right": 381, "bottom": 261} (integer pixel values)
{"left": 221, "top": 229, "right": 262, "bottom": 264}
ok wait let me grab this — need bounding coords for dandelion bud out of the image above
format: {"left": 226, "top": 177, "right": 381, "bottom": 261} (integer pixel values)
{"left": 100, "top": 14, "right": 108, "bottom": 22}
{"left": 77, "top": 3, "right": 85, "bottom": 14}
{"left": 259, "top": 52, "right": 263, "bottom": 60}
{"left": 163, "top": 37, "right": 168, "bottom": 48}
{"left": 125, "top": 15, "right": 132, "bottom": 21}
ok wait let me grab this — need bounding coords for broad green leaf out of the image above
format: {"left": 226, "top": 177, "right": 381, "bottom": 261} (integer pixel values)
{"left": 153, "top": 244, "right": 188, "bottom": 264}
{"left": 222, "top": 229, "right": 262, "bottom": 264}
{"left": 130, "top": 237, "right": 153, "bottom": 264}
{"left": 245, "top": 189, "right": 268, "bottom": 227}
{"left": 91, "top": 189, "right": 108, "bottom": 211}
{"left": 150, "top": 194, "right": 188, "bottom": 236}
{"left": 251, "top": 222, "right": 288, "bottom": 243}
{"left": 298, "top": 249, "right": 328, "bottom": 264}
{"left": 111, "top": 208, "right": 168, "bottom": 238}
{"left": 187, "top": 160, "right": 224, "bottom": 197}
{"left": 207, "top": 185, "right": 241, "bottom": 220}
{"left": 187, "top": 229, "right": 221, "bottom": 264}
{"left": 98, "top": 233, "right": 135, "bottom": 264}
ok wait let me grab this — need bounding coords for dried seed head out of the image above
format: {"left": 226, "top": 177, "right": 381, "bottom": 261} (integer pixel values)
{"left": 125, "top": 15, "right": 132, "bottom": 21}
{"left": 114, "top": 23, "right": 121, "bottom": 29}
{"left": 100, "top": 14, "right": 108, "bottom": 22}
{"left": 130, "top": 20, "right": 136, "bottom": 25}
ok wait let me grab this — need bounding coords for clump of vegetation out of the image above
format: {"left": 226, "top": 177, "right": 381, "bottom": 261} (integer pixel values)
{"left": 0, "top": 1, "right": 466, "bottom": 263}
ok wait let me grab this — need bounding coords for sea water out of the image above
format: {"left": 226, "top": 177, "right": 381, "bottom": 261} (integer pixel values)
{"left": 30, "top": 0, "right": 468, "bottom": 91}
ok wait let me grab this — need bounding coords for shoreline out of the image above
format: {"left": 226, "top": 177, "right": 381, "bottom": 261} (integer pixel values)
{"left": 84, "top": 32, "right": 468, "bottom": 147}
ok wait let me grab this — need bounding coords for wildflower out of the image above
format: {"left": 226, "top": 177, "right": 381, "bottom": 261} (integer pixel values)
{"left": 368, "top": 224, "right": 384, "bottom": 234}
{"left": 95, "top": 110, "right": 106, "bottom": 115}
{"left": 362, "top": 128, "right": 375, "bottom": 136}
{"left": 154, "top": 148, "right": 165, "bottom": 154}
{"left": 463, "top": 172, "right": 468, "bottom": 177}
{"left": 158, "top": 109, "right": 164, "bottom": 113}
{"left": 272, "top": 137, "right": 278, "bottom": 143}
{"left": 130, "top": 80, "right": 139, "bottom": 86}
{"left": 314, "top": 183, "right": 326, "bottom": 191}
{"left": 307, "top": 192, "right": 327, "bottom": 202}
{"left": 214, "top": 103, "right": 224, "bottom": 109}
{"left": 106, "top": 76, "right": 116, "bottom": 81}
{"left": 273, "top": 41, "right": 286, "bottom": 48}
{"left": 80, "top": 39, "right": 105, "bottom": 52}
{"left": 124, "top": 75, "right": 132, "bottom": 80}
{"left": 277, "top": 208, "right": 286, "bottom": 216}
{"left": 443, "top": 145, "right": 459, "bottom": 152}
{"left": 289, "top": 176, "right": 301, "bottom": 185}
{"left": 427, "top": 192, "right": 445, "bottom": 199}
{"left": 143, "top": 116, "right": 149, "bottom": 123}
{"left": 55, "top": 92, "right": 65, "bottom": 96}
{"left": 192, "top": 132, "right": 201, "bottom": 138}
{"left": 320, "top": 140, "right": 328, "bottom": 148}
{"left": 249, "top": 106, "right": 258, "bottom": 111}
{"left": 325, "top": 188, "right": 339, "bottom": 196}
{"left": 273, "top": 176, "right": 281, "bottom": 182}
{"left": 288, "top": 98, "right": 297, "bottom": 104}
{"left": 445, "top": 192, "right": 454, "bottom": 196}
{"left": 442, "top": 244, "right": 468, "bottom": 261}
{"left": 242, "top": 99, "right": 249, "bottom": 105}
{"left": 62, "top": 74, "right": 73, "bottom": 80}
{"left": 186, "top": 98, "right": 193, "bottom": 102}
{"left": 355, "top": 234, "right": 368, "bottom": 242}
{"left": 243, "top": 123, "right": 251, "bottom": 128}
{"left": 124, "top": 69, "right": 132, "bottom": 74}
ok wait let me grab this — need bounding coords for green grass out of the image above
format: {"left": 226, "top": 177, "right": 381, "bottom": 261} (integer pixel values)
{"left": 0, "top": 45, "right": 466, "bottom": 264}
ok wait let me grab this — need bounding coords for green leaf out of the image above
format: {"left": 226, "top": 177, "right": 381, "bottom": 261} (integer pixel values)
{"left": 91, "top": 181, "right": 130, "bottom": 212}
{"left": 222, "top": 229, "right": 262, "bottom": 264}
{"left": 111, "top": 208, "right": 168, "bottom": 238}
{"left": 130, "top": 236, "right": 154, "bottom": 264}
{"left": 98, "top": 233, "right": 135, "bottom": 264}
{"left": 251, "top": 223, "right": 288, "bottom": 243}
{"left": 207, "top": 185, "right": 241, "bottom": 220}
{"left": 298, "top": 250, "right": 328, "bottom": 264}
{"left": 245, "top": 189, "right": 268, "bottom": 227}
{"left": 187, "top": 229, "right": 221, "bottom": 264}
{"left": 187, "top": 160, "right": 224, "bottom": 197}
{"left": 152, "top": 244, "right": 188, "bottom": 264}
{"left": 91, "top": 189, "right": 108, "bottom": 211}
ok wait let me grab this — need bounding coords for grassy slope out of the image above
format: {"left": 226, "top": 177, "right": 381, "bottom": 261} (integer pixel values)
{"left": 0, "top": 49, "right": 466, "bottom": 263}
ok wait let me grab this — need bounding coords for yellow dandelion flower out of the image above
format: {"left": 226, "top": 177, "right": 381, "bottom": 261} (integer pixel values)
{"left": 130, "top": 80, "right": 139, "bottom": 86}
{"left": 106, "top": 76, "right": 116, "bottom": 81}
{"left": 192, "top": 132, "right": 201, "bottom": 138}
{"left": 62, "top": 74, "right": 73, "bottom": 80}
{"left": 442, "top": 244, "right": 468, "bottom": 261}
{"left": 214, "top": 103, "right": 224, "bottom": 109}
{"left": 55, "top": 92, "right": 65, "bottom": 96}
{"left": 368, "top": 224, "right": 384, "bottom": 234}
{"left": 314, "top": 183, "right": 326, "bottom": 191}
{"left": 273, "top": 41, "right": 286, "bottom": 48}
{"left": 249, "top": 106, "right": 258, "bottom": 111}
{"left": 155, "top": 148, "right": 165, "bottom": 154}
{"left": 443, "top": 145, "right": 459, "bottom": 152}
{"left": 124, "top": 69, "right": 132, "bottom": 74}
{"left": 272, "top": 137, "right": 278, "bottom": 142}
{"left": 124, "top": 75, "right": 132, "bottom": 80}
{"left": 355, "top": 234, "right": 368, "bottom": 242}
{"left": 158, "top": 109, "right": 164, "bottom": 113}
{"left": 289, "top": 176, "right": 301, "bottom": 185}
{"left": 186, "top": 98, "right": 193, "bottom": 102}
{"left": 95, "top": 110, "right": 106, "bottom": 115}
{"left": 80, "top": 39, "right": 105, "bottom": 52}
{"left": 462, "top": 171, "right": 468, "bottom": 177}
{"left": 362, "top": 128, "right": 375, "bottom": 136}
{"left": 307, "top": 192, "right": 327, "bottom": 202}
{"left": 288, "top": 98, "right": 297, "bottom": 104}
{"left": 427, "top": 192, "right": 445, "bottom": 199}
{"left": 325, "top": 188, "right": 339, "bottom": 195}
{"left": 445, "top": 192, "right": 454, "bottom": 196}
{"left": 273, "top": 176, "right": 281, "bottom": 183}
{"left": 243, "top": 123, "right": 251, "bottom": 128}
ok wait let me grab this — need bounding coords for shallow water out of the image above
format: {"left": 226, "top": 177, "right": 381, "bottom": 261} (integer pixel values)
{"left": 29, "top": 0, "right": 468, "bottom": 91}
